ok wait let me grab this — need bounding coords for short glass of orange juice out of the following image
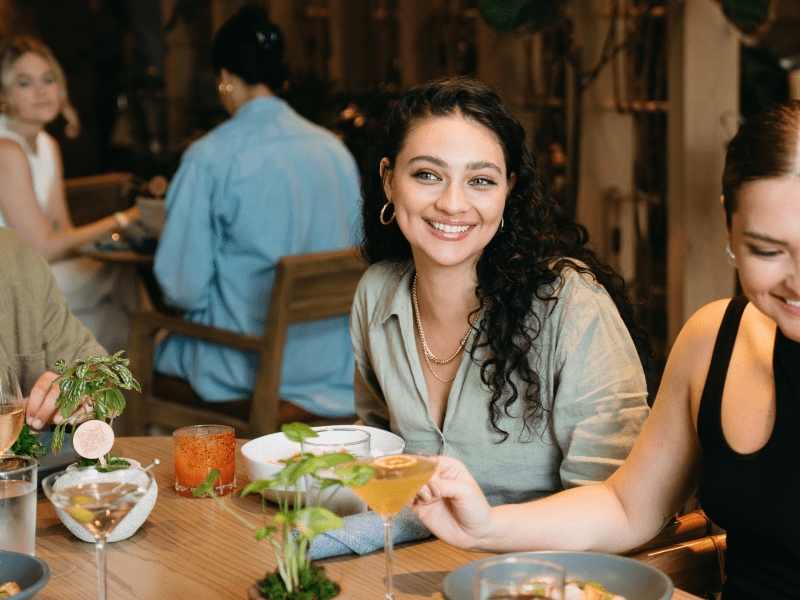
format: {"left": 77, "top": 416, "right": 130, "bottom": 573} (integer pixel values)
{"left": 173, "top": 425, "right": 236, "bottom": 498}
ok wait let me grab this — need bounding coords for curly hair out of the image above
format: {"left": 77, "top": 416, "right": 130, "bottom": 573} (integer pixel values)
{"left": 0, "top": 36, "right": 80, "bottom": 138}
{"left": 360, "top": 76, "right": 650, "bottom": 441}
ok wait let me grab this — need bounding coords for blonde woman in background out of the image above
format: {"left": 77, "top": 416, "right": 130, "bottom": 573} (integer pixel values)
{"left": 0, "top": 36, "right": 139, "bottom": 352}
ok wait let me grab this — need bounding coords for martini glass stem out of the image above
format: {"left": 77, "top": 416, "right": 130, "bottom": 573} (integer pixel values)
{"left": 382, "top": 513, "right": 395, "bottom": 600}
{"left": 95, "top": 537, "right": 108, "bottom": 600}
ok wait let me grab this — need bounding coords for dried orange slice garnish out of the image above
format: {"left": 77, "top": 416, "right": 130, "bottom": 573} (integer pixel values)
{"left": 374, "top": 455, "right": 417, "bottom": 469}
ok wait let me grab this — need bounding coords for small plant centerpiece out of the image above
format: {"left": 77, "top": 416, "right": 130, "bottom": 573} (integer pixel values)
{"left": 194, "top": 423, "right": 373, "bottom": 600}
{"left": 49, "top": 351, "right": 140, "bottom": 468}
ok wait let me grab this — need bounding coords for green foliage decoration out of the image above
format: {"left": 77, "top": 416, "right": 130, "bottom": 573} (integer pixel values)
{"left": 194, "top": 423, "right": 373, "bottom": 599}
{"left": 50, "top": 351, "right": 140, "bottom": 457}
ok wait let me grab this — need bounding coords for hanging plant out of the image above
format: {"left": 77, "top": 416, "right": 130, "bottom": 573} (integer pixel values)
{"left": 477, "top": 0, "right": 564, "bottom": 33}
{"left": 713, "top": 0, "right": 772, "bottom": 35}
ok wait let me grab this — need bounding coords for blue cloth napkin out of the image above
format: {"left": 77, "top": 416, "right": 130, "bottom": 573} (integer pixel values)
{"left": 310, "top": 508, "right": 431, "bottom": 559}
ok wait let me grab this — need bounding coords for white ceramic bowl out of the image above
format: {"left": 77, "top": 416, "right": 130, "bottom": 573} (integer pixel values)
{"left": 54, "top": 459, "right": 158, "bottom": 543}
{"left": 241, "top": 425, "right": 404, "bottom": 516}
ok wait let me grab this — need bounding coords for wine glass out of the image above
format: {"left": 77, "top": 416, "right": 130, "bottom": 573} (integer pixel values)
{"left": 0, "top": 367, "right": 25, "bottom": 454}
{"left": 346, "top": 447, "right": 437, "bottom": 600}
{"left": 42, "top": 466, "right": 155, "bottom": 600}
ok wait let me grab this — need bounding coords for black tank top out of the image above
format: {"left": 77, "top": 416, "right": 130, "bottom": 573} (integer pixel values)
{"left": 697, "top": 297, "right": 800, "bottom": 599}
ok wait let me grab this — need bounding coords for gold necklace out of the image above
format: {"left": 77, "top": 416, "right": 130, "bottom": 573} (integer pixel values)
{"left": 412, "top": 274, "right": 484, "bottom": 382}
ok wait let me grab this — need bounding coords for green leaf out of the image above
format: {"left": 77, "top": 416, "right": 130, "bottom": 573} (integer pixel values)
{"left": 240, "top": 479, "right": 275, "bottom": 496}
{"left": 192, "top": 469, "right": 221, "bottom": 497}
{"left": 281, "top": 422, "right": 317, "bottom": 444}
{"left": 294, "top": 507, "right": 344, "bottom": 539}
{"left": 335, "top": 464, "right": 374, "bottom": 488}
{"left": 254, "top": 526, "right": 276, "bottom": 541}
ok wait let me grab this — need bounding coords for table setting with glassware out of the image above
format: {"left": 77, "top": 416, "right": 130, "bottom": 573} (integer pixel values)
{"left": 2, "top": 369, "right": 705, "bottom": 600}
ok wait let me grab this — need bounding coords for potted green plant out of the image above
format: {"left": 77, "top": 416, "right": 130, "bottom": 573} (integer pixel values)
{"left": 195, "top": 422, "right": 373, "bottom": 600}
{"left": 44, "top": 351, "right": 158, "bottom": 543}
{"left": 49, "top": 350, "right": 140, "bottom": 466}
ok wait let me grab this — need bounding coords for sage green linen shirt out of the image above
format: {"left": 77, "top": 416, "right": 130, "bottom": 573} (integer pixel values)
{"left": 0, "top": 228, "right": 104, "bottom": 394}
{"left": 351, "top": 261, "right": 650, "bottom": 506}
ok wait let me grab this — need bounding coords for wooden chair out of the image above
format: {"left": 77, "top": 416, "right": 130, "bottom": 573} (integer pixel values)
{"left": 125, "top": 247, "right": 367, "bottom": 438}
{"left": 629, "top": 533, "right": 727, "bottom": 598}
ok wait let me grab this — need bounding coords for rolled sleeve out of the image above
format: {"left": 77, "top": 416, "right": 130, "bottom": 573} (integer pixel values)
{"left": 549, "top": 273, "right": 650, "bottom": 488}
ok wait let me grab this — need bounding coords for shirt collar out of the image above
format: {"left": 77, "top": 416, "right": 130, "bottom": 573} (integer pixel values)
{"left": 369, "top": 261, "right": 415, "bottom": 330}
{"left": 234, "top": 96, "right": 287, "bottom": 120}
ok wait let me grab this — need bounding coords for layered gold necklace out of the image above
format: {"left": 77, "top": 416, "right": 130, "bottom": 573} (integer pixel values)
{"left": 412, "top": 274, "right": 485, "bottom": 383}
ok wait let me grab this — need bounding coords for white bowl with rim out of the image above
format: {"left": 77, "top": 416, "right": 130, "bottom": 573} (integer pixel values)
{"left": 241, "top": 425, "right": 404, "bottom": 516}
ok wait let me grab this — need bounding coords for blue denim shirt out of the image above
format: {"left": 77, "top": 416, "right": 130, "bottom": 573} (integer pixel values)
{"left": 154, "top": 97, "right": 361, "bottom": 416}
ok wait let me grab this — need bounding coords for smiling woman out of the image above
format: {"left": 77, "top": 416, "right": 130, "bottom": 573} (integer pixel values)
{"left": 352, "top": 77, "right": 652, "bottom": 507}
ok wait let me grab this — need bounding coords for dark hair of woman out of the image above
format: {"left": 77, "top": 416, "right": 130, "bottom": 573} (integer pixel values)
{"left": 360, "top": 76, "right": 651, "bottom": 441}
{"left": 722, "top": 99, "right": 800, "bottom": 228}
{"left": 210, "top": 3, "right": 286, "bottom": 91}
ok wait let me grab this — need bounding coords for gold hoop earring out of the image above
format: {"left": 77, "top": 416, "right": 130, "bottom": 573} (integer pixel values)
{"left": 380, "top": 201, "right": 395, "bottom": 225}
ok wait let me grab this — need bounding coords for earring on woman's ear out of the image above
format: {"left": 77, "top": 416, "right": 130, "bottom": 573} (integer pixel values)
{"left": 726, "top": 242, "right": 737, "bottom": 267}
{"left": 380, "top": 201, "right": 395, "bottom": 225}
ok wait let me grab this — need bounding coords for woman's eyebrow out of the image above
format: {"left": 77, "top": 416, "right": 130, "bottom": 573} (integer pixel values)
{"left": 466, "top": 161, "right": 502, "bottom": 173}
{"left": 743, "top": 230, "right": 789, "bottom": 245}
{"left": 409, "top": 155, "right": 446, "bottom": 167}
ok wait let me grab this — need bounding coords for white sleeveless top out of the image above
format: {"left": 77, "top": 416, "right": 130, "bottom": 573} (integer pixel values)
{"left": 0, "top": 113, "right": 58, "bottom": 225}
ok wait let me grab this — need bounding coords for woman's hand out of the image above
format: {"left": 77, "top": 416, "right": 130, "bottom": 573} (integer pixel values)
{"left": 24, "top": 371, "right": 89, "bottom": 429}
{"left": 409, "top": 456, "right": 496, "bottom": 551}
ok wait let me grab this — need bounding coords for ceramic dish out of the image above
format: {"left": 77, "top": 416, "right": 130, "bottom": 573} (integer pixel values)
{"left": 441, "top": 551, "right": 673, "bottom": 600}
{"left": 0, "top": 551, "right": 51, "bottom": 599}
{"left": 32, "top": 431, "right": 79, "bottom": 492}
{"left": 241, "top": 425, "right": 405, "bottom": 516}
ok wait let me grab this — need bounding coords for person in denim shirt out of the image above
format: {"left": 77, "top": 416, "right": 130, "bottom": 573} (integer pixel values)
{"left": 154, "top": 6, "right": 360, "bottom": 417}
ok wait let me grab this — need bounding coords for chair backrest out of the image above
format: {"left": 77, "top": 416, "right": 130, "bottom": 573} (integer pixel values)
{"left": 629, "top": 533, "right": 727, "bottom": 598}
{"left": 247, "top": 247, "right": 368, "bottom": 435}
{"left": 126, "top": 247, "right": 367, "bottom": 438}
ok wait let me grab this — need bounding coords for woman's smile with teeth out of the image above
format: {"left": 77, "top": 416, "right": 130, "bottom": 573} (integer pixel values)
{"left": 427, "top": 220, "right": 471, "bottom": 234}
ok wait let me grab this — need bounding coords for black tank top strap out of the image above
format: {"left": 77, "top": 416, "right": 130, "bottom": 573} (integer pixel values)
{"left": 697, "top": 296, "right": 749, "bottom": 439}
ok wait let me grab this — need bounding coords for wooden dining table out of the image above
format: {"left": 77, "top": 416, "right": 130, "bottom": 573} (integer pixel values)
{"left": 33, "top": 437, "right": 705, "bottom": 600}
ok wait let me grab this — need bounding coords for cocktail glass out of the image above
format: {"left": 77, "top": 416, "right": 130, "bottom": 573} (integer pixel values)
{"left": 0, "top": 367, "right": 25, "bottom": 454}
{"left": 345, "top": 447, "right": 437, "bottom": 600}
{"left": 42, "top": 466, "right": 155, "bottom": 600}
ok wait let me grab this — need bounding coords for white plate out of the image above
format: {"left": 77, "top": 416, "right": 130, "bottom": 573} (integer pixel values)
{"left": 441, "top": 551, "right": 673, "bottom": 600}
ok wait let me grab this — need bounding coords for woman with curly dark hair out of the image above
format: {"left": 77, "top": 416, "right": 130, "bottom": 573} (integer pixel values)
{"left": 352, "top": 77, "right": 650, "bottom": 506}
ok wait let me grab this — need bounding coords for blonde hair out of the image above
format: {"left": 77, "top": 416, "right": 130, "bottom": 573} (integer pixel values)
{"left": 0, "top": 36, "right": 80, "bottom": 138}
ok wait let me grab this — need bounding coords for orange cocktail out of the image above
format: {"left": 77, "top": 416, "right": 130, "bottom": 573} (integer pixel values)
{"left": 348, "top": 454, "right": 437, "bottom": 515}
{"left": 173, "top": 425, "right": 236, "bottom": 498}
{"left": 343, "top": 449, "right": 437, "bottom": 600}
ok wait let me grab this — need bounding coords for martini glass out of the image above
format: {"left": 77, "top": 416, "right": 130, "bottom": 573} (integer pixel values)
{"left": 0, "top": 367, "right": 25, "bottom": 454}
{"left": 42, "top": 466, "right": 155, "bottom": 600}
{"left": 346, "top": 447, "right": 437, "bottom": 600}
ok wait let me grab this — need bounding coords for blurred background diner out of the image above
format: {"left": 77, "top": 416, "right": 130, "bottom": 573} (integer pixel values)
{"left": 0, "top": 0, "right": 797, "bottom": 420}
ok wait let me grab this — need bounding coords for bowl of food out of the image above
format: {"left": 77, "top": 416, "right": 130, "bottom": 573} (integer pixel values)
{"left": 0, "top": 551, "right": 50, "bottom": 599}
{"left": 441, "top": 551, "right": 673, "bottom": 600}
{"left": 241, "top": 425, "right": 405, "bottom": 516}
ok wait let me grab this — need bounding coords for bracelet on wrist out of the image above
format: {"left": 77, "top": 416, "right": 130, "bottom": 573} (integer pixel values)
{"left": 113, "top": 211, "right": 131, "bottom": 230}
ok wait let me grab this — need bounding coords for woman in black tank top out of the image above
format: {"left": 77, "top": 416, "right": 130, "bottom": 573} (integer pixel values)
{"left": 401, "top": 101, "right": 800, "bottom": 600}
